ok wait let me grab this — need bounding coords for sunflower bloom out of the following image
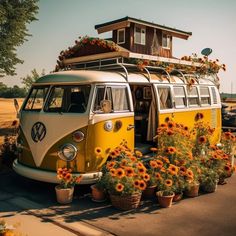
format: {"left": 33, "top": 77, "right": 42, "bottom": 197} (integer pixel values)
{"left": 125, "top": 167, "right": 135, "bottom": 177}
{"left": 110, "top": 168, "right": 116, "bottom": 177}
{"left": 116, "top": 183, "right": 124, "bottom": 192}
{"left": 198, "top": 136, "right": 207, "bottom": 144}
{"left": 116, "top": 168, "right": 125, "bottom": 178}
{"left": 139, "top": 180, "right": 147, "bottom": 190}
{"left": 155, "top": 172, "right": 162, "bottom": 180}
{"left": 134, "top": 180, "right": 140, "bottom": 188}
{"left": 143, "top": 173, "right": 150, "bottom": 182}
{"left": 165, "top": 179, "right": 173, "bottom": 187}
{"left": 94, "top": 147, "right": 102, "bottom": 156}
{"left": 135, "top": 150, "right": 143, "bottom": 158}
{"left": 106, "top": 161, "right": 116, "bottom": 169}
{"left": 138, "top": 167, "right": 146, "bottom": 174}
{"left": 150, "top": 160, "right": 158, "bottom": 168}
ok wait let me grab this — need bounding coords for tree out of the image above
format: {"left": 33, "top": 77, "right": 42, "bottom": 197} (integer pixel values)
{"left": 0, "top": 0, "right": 39, "bottom": 77}
{"left": 20, "top": 68, "right": 45, "bottom": 91}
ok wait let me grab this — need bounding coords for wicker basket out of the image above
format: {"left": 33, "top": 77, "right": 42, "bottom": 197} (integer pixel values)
{"left": 110, "top": 193, "right": 141, "bottom": 210}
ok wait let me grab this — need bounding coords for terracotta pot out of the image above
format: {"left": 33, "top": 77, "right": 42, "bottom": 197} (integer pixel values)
{"left": 90, "top": 184, "right": 106, "bottom": 202}
{"left": 156, "top": 191, "right": 174, "bottom": 208}
{"left": 55, "top": 185, "right": 74, "bottom": 204}
{"left": 173, "top": 192, "right": 183, "bottom": 202}
{"left": 185, "top": 183, "right": 199, "bottom": 197}
{"left": 110, "top": 192, "right": 141, "bottom": 210}
{"left": 142, "top": 186, "right": 157, "bottom": 199}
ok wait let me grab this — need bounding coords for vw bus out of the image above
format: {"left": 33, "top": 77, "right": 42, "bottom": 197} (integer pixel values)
{"left": 13, "top": 60, "right": 222, "bottom": 184}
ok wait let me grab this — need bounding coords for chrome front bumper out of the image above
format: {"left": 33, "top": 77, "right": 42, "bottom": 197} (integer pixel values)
{"left": 13, "top": 159, "right": 102, "bottom": 184}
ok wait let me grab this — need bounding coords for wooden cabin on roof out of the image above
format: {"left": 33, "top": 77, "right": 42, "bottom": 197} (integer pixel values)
{"left": 95, "top": 16, "right": 192, "bottom": 58}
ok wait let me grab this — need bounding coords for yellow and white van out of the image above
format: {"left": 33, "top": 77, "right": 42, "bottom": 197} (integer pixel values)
{"left": 13, "top": 63, "right": 222, "bottom": 184}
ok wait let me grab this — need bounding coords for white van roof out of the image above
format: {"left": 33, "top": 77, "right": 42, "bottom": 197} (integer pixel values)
{"left": 34, "top": 70, "right": 216, "bottom": 86}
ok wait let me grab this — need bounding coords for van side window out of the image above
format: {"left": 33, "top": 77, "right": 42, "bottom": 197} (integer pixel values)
{"left": 24, "top": 86, "right": 49, "bottom": 111}
{"left": 173, "top": 86, "right": 186, "bottom": 108}
{"left": 211, "top": 87, "right": 218, "bottom": 104}
{"left": 187, "top": 86, "right": 199, "bottom": 106}
{"left": 200, "top": 87, "right": 210, "bottom": 105}
{"left": 94, "top": 86, "right": 129, "bottom": 112}
{"left": 157, "top": 87, "right": 172, "bottom": 110}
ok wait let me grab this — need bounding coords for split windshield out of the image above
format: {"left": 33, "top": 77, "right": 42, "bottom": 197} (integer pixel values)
{"left": 23, "top": 85, "right": 91, "bottom": 113}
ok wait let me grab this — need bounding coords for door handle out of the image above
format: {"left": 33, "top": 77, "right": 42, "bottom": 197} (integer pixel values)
{"left": 127, "top": 124, "right": 135, "bottom": 130}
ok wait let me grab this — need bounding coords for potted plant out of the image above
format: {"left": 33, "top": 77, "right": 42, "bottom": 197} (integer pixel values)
{"left": 100, "top": 143, "right": 146, "bottom": 210}
{"left": 90, "top": 177, "right": 106, "bottom": 202}
{"left": 200, "top": 168, "right": 219, "bottom": 193}
{"left": 156, "top": 177, "right": 175, "bottom": 208}
{"left": 55, "top": 167, "right": 82, "bottom": 204}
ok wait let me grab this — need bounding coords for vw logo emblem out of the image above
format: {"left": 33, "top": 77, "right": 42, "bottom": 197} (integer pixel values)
{"left": 31, "top": 122, "right": 46, "bottom": 142}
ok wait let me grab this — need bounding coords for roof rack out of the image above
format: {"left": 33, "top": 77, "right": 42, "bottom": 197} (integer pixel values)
{"left": 62, "top": 53, "right": 218, "bottom": 86}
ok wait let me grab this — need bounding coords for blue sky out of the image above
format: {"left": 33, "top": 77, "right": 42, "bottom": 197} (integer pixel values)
{"left": 1, "top": 0, "right": 236, "bottom": 93}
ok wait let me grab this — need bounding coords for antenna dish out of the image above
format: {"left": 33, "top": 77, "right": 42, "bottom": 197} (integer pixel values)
{"left": 201, "top": 48, "right": 212, "bottom": 57}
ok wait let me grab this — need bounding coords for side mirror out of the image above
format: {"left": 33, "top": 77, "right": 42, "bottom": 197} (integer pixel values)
{"left": 100, "top": 100, "right": 112, "bottom": 113}
{"left": 14, "top": 98, "right": 19, "bottom": 117}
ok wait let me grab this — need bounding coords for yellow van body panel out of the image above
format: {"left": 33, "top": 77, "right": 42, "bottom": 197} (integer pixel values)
{"left": 159, "top": 108, "right": 221, "bottom": 144}
{"left": 85, "top": 116, "right": 134, "bottom": 171}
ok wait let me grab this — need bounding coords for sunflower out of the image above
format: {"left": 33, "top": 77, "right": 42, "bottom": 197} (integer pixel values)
{"left": 150, "top": 160, "right": 158, "bottom": 168}
{"left": 168, "top": 164, "right": 178, "bottom": 175}
{"left": 186, "top": 169, "right": 194, "bottom": 178}
{"left": 94, "top": 147, "right": 102, "bottom": 156}
{"left": 156, "top": 160, "right": 164, "bottom": 168}
{"left": 135, "top": 150, "right": 143, "bottom": 158}
{"left": 167, "top": 121, "right": 175, "bottom": 129}
{"left": 116, "top": 168, "right": 125, "bottom": 178}
{"left": 125, "top": 167, "right": 135, "bottom": 177}
{"left": 134, "top": 180, "right": 140, "bottom": 188}
{"left": 106, "top": 161, "right": 116, "bottom": 169}
{"left": 143, "top": 173, "right": 150, "bottom": 182}
{"left": 120, "top": 159, "right": 128, "bottom": 168}
{"left": 139, "top": 180, "right": 147, "bottom": 190}
{"left": 130, "top": 156, "right": 137, "bottom": 162}
{"left": 116, "top": 183, "right": 124, "bottom": 192}
{"left": 165, "top": 146, "right": 176, "bottom": 155}
{"left": 167, "top": 129, "right": 174, "bottom": 136}
{"left": 138, "top": 166, "right": 146, "bottom": 174}
{"left": 155, "top": 172, "right": 162, "bottom": 180}
{"left": 110, "top": 168, "right": 116, "bottom": 176}
{"left": 198, "top": 136, "right": 207, "bottom": 144}
{"left": 165, "top": 179, "right": 173, "bottom": 187}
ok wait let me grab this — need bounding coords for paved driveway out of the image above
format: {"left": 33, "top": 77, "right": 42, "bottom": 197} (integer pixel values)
{"left": 0, "top": 164, "right": 236, "bottom": 236}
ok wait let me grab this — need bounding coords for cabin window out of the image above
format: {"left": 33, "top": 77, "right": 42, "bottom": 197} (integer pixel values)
{"left": 134, "top": 25, "right": 146, "bottom": 45}
{"left": 117, "top": 28, "right": 125, "bottom": 44}
{"left": 211, "top": 87, "right": 218, "bottom": 104}
{"left": 93, "top": 85, "right": 130, "bottom": 112}
{"left": 157, "top": 87, "right": 172, "bottom": 110}
{"left": 23, "top": 86, "right": 49, "bottom": 111}
{"left": 187, "top": 87, "right": 199, "bottom": 106}
{"left": 200, "top": 87, "right": 211, "bottom": 105}
{"left": 173, "top": 86, "right": 186, "bottom": 108}
{"left": 162, "top": 33, "right": 171, "bottom": 49}
{"left": 44, "top": 85, "right": 91, "bottom": 113}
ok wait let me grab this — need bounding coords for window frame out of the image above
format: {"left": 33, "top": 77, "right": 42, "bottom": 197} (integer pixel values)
{"left": 199, "top": 86, "right": 211, "bottom": 106}
{"left": 162, "top": 33, "right": 171, "bottom": 49}
{"left": 173, "top": 86, "right": 187, "bottom": 108}
{"left": 117, "top": 28, "right": 125, "bottom": 44}
{"left": 23, "top": 85, "right": 50, "bottom": 112}
{"left": 93, "top": 84, "right": 131, "bottom": 114}
{"left": 134, "top": 25, "right": 146, "bottom": 45}
{"left": 156, "top": 85, "right": 173, "bottom": 110}
{"left": 187, "top": 86, "right": 200, "bottom": 107}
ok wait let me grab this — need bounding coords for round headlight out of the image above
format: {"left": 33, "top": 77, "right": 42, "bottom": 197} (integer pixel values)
{"left": 58, "top": 143, "right": 77, "bottom": 161}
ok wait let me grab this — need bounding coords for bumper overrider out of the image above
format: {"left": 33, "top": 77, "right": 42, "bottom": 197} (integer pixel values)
{"left": 13, "top": 159, "right": 102, "bottom": 184}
